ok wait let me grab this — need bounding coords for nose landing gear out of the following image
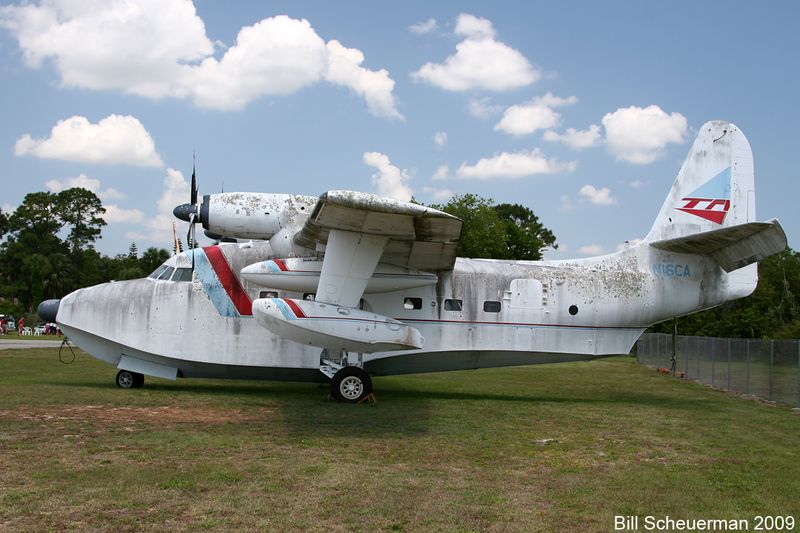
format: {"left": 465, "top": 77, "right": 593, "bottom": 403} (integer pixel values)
{"left": 116, "top": 369, "right": 145, "bottom": 389}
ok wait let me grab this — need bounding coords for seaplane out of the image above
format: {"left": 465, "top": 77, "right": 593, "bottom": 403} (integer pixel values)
{"left": 38, "top": 121, "right": 787, "bottom": 402}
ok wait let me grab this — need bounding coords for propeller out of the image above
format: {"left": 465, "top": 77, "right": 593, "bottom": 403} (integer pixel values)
{"left": 187, "top": 162, "right": 198, "bottom": 269}
{"left": 172, "top": 157, "right": 200, "bottom": 271}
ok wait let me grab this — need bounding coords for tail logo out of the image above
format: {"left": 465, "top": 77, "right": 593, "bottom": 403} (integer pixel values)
{"left": 675, "top": 167, "right": 731, "bottom": 225}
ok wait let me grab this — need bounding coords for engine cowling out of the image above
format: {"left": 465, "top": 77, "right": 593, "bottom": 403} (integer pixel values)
{"left": 198, "top": 193, "right": 317, "bottom": 240}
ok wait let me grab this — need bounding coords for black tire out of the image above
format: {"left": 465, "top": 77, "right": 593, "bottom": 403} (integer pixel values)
{"left": 330, "top": 367, "right": 372, "bottom": 403}
{"left": 116, "top": 370, "right": 144, "bottom": 389}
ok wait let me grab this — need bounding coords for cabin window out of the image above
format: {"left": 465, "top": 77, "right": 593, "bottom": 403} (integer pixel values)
{"left": 444, "top": 299, "right": 463, "bottom": 311}
{"left": 148, "top": 264, "right": 169, "bottom": 279}
{"left": 303, "top": 293, "right": 315, "bottom": 301}
{"left": 483, "top": 300, "right": 501, "bottom": 313}
{"left": 403, "top": 297, "right": 422, "bottom": 310}
{"left": 172, "top": 268, "right": 193, "bottom": 282}
{"left": 569, "top": 305, "right": 579, "bottom": 316}
{"left": 157, "top": 266, "right": 175, "bottom": 281}
{"left": 260, "top": 291, "right": 278, "bottom": 298}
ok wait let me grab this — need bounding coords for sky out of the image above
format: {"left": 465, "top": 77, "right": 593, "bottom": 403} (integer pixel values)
{"left": 0, "top": 1, "right": 797, "bottom": 259}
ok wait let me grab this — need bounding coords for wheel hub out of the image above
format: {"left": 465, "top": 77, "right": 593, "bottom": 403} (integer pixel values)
{"left": 339, "top": 376, "right": 363, "bottom": 400}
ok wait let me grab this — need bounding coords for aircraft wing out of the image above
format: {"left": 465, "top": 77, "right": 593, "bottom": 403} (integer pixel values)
{"left": 294, "top": 191, "right": 463, "bottom": 272}
{"left": 293, "top": 191, "right": 462, "bottom": 308}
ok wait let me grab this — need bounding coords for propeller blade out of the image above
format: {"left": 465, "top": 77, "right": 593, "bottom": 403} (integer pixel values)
{"left": 187, "top": 213, "right": 196, "bottom": 271}
{"left": 190, "top": 165, "right": 197, "bottom": 206}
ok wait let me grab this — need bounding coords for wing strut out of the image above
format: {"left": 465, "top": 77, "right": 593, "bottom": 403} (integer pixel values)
{"left": 316, "top": 230, "right": 389, "bottom": 307}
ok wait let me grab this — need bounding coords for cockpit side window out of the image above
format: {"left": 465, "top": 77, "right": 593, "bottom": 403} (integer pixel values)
{"left": 157, "top": 266, "right": 175, "bottom": 280}
{"left": 172, "top": 268, "right": 193, "bottom": 282}
{"left": 148, "top": 264, "right": 169, "bottom": 279}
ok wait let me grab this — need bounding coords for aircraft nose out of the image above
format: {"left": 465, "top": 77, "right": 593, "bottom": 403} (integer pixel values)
{"left": 37, "top": 299, "right": 61, "bottom": 323}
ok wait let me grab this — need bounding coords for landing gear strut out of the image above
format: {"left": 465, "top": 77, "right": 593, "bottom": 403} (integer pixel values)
{"left": 116, "top": 369, "right": 144, "bottom": 389}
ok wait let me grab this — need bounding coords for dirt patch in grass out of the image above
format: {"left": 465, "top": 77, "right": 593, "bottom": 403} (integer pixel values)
{"left": 0, "top": 404, "right": 268, "bottom": 426}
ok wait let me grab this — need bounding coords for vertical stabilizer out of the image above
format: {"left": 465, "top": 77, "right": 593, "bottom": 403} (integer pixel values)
{"left": 645, "top": 121, "right": 754, "bottom": 242}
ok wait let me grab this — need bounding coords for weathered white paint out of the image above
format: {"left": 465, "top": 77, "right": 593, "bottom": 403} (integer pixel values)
{"left": 53, "top": 121, "right": 787, "bottom": 383}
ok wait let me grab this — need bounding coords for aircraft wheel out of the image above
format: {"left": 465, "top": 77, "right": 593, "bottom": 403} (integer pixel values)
{"left": 116, "top": 370, "right": 144, "bottom": 389}
{"left": 331, "top": 367, "right": 372, "bottom": 403}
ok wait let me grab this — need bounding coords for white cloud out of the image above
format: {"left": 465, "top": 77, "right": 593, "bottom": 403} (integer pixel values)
{"left": 421, "top": 187, "right": 453, "bottom": 201}
{"left": 495, "top": 93, "right": 577, "bottom": 136}
{"left": 454, "top": 14, "right": 495, "bottom": 40}
{"left": 363, "top": 152, "right": 413, "bottom": 201}
{"left": 181, "top": 15, "right": 327, "bottom": 109}
{"left": 578, "top": 244, "right": 605, "bottom": 255}
{"left": 45, "top": 174, "right": 124, "bottom": 201}
{"left": 411, "top": 13, "right": 539, "bottom": 92}
{"left": 0, "top": 4, "right": 400, "bottom": 118}
{"left": 15, "top": 115, "right": 163, "bottom": 167}
{"left": 323, "top": 40, "right": 403, "bottom": 120}
{"left": 409, "top": 18, "right": 438, "bottom": 35}
{"left": 543, "top": 124, "right": 602, "bottom": 149}
{"left": 602, "top": 105, "right": 688, "bottom": 164}
{"left": 432, "top": 164, "right": 450, "bottom": 180}
{"left": 131, "top": 167, "right": 192, "bottom": 245}
{"left": 456, "top": 149, "right": 576, "bottom": 180}
{"left": 433, "top": 131, "right": 447, "bottom": 148}
{"left": 628, "top": 179, "right": 646, "bottom": 189}
{"left": 468, "top": 97, "right": 503, "bottom": 119}
{"left": 579, "top": 184, "right": 617, "bottom": 206}
{"left": 103, "top": 205, "right": 145, "bottom": 224}
{"left": 0, "top": 0, "right": 213, "bottom": 94}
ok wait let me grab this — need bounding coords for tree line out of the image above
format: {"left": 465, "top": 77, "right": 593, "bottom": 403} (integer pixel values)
{"left": 0, "top": 188, "right": 169, "bottom": 319}
{"left": 0, "top": 187, "right": 797, "bottom": 338}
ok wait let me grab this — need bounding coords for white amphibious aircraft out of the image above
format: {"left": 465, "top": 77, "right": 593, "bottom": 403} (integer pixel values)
{"left": 38, "top": 121, "right": 786, "bottom": 402}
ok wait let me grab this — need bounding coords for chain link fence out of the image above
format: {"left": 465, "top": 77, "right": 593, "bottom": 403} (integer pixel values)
{"left": 636, "top": 333, "right": 800, "bottom": 408}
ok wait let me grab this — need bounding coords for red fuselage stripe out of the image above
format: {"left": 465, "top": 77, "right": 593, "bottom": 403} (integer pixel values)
{"left": 283, "top": 298, "right": 307, "bottom": 318}
{"left": 204, "top": 246, "right": 252, "bottom": 316}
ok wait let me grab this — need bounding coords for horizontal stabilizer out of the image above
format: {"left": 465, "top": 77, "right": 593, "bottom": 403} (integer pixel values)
{"left": 650, "top": 219, "right": 787, "bottom": 272}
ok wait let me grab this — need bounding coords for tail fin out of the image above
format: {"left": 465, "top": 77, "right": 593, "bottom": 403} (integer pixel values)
{"left": 646, "top": 120, "right": 787, "bottom": 301}
{"left": 645, "top": 120, "right": 754, "bottom": 242}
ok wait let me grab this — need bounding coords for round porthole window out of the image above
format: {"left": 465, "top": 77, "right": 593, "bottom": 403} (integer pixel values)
{"left": 569, "top": 305, "right": 579, "bottom": 316}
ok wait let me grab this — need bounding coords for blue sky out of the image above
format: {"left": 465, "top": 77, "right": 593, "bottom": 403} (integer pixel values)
{"left": 0, "top": 1, "right": 797, "bottom": 258}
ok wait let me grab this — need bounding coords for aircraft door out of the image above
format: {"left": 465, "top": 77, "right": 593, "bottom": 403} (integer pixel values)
{"left": 508, "top": 278, "right": 543, "bottom": 348}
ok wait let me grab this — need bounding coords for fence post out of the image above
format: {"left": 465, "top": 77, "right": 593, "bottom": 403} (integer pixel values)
{"left": 696, "top": 336, "right": 701, "bottom": 378}
{"left": 797, "top": 341, "right": 800, "bottom": 409}
{"left": 746, "top": 339, "right": 751, "bottom": 396}
{"left": 727, "top": 338, "right": 731, "bottom": 392}
{"left": 685, "top": 336, "right": 689, "bottom": 376}
{"left": 711, "top": 337, "right": 715, "bottom": 386}
{"left": 769, "top": 340, "right": 774, "bottom": 402}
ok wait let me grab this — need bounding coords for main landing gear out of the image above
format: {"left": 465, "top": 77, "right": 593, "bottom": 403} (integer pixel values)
{"left": 320, "top": 350, "right": 373, "bottom": 403}
{"left": 116, "top": 369, "right": 145, "bottom": 389}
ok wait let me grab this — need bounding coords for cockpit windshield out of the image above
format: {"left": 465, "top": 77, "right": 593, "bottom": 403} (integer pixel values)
{"left": 147, "top": 263, "right": 193, "bottom": 282}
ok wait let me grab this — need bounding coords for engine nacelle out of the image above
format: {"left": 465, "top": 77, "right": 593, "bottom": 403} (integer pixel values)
{"left": 198, "top": 193, "right": 317, "bottom": 240}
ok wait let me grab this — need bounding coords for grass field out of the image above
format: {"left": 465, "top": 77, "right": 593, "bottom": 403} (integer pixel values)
{"left": 1, "top": 349, "right": 799, "bottom": 532}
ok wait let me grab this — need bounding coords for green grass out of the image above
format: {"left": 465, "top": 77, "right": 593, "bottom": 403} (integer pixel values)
{"left": 1, "top": 349, "right": 799, "bottom": 532}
